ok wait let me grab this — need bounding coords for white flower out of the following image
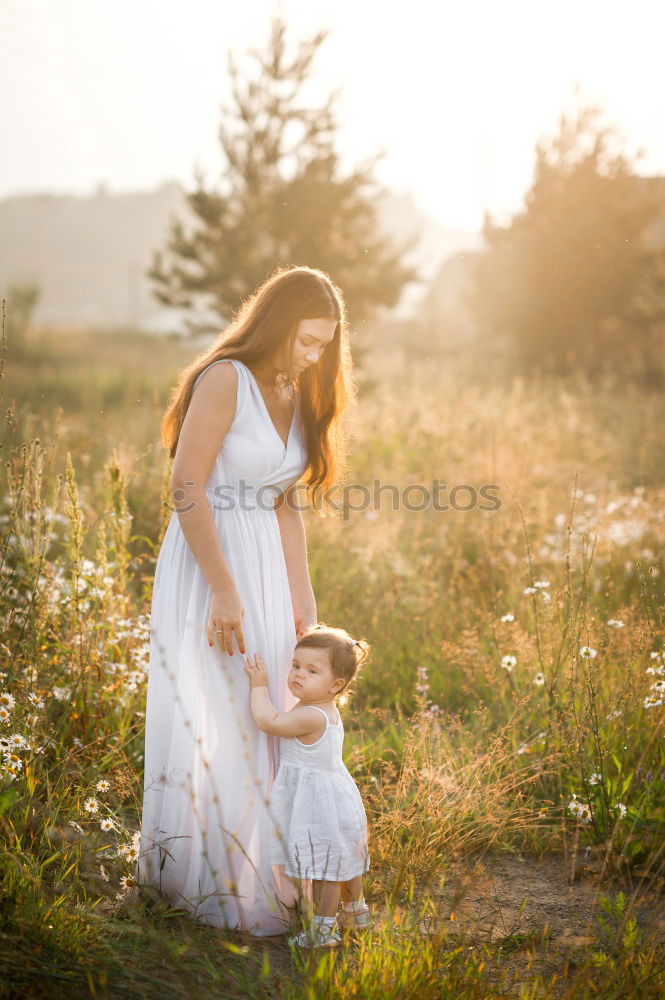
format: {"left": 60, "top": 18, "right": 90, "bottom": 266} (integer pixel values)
{"left": 117, "top": 843, "right": 131, "bottom": 857}
{"left": 607, "top": 619, "right": 625, "bottom": 628}
{"left": 83, "top": 797, "right": 99, "bottom": 814}
{"left": 119, "top": 874, "right": 136, "bottom": 889}
{"left": 0, "top": 707, "right": 11, "bottom": 722}
{"left": 0, "top": 692, "right": 15, "bottom": 711}
{"left": 540, "top": 591, "right": 551, "bottom": 603}
{"left": 533, "top": 672, "right": 546, "bottom": 686}
{"left": 99, "top": 864, "right": 110, "bottom": 882}
{"left": 500, "top": 613, "right": 515, "bottom": 623}
{"left": 652, "top": 680, "right": 665, "bottom": 693}
{"left": 52, "top": 687, "right": 71, "bottom": 702}
{"left": 606, "top": 708, "right": 622, "bottom": 721}
{"left": 649, "top": 651, "right": 664, "bottom": 663}
{"left": 2, "top": 751, "right": 23, "bottom": 771}
{"left": 69, "top": 820, "right": 84, "bottom": 834}
{"left": 100, "top": 818, "right": 115, "bottom": 831}
{"left": 131, "top": 830, "right": 141, "bottom": 852}
{"left": 8, "top": 734, "right": 28, "bottom": 750}
{"left": 501, "top": 655, "right": 517, "bottom": 671}
{"left": 534, "top": 580, "right": 550, "bottom": 589}
{"left": 643, "top": 695, "right": 663, "bottom": 709}
{"left": 614, "top": 803, "right": 627, "bottom": 818}
{"left": 95, "top": 779, "right": 111, "bottom": 793}
{"left": 523, "top": 586, "right": 538, "bottom": 595}
{"left": 579, "top": 646, "right": 597, "bottom": 659}
{"left": 646, "top": 664, "right": 665, "bottom": 676}
{"left": 568, "top": 798, "right": 593, "bottom": 823}
{"left": 27, "top": 692, "right": 45, "bottom": 709}
{"left": 588, "top": 772, "right": 602, "bottom": 785}
{"left": 517, "top": 743, "right": 528, "bottom": 755}
{"left": 123, "top": 846, "right": 139, "bottom": 863}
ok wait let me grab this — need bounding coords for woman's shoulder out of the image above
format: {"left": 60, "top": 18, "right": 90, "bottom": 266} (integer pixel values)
{"left": 193, "top": 357, "right": 241, "bottom": 391}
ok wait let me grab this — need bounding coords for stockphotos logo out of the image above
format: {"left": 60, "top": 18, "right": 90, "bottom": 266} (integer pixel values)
{"left": 170, "top": 479, "right": 502, "bottom": 520}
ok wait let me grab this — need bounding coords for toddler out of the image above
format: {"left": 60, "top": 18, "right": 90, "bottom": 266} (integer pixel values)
{"left": 244, "top": 622, "right": 371, "bottom": 948}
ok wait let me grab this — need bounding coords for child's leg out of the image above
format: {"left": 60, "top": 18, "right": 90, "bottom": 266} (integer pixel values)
{"left": 312, "top": 879, "right": 340, "bottom": 918}
{"left": 340, "top": 875, "right": 364, "bottom": 904}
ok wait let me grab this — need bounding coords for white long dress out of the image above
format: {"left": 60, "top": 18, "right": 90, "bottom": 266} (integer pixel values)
{"left": 136, "top": 358, "right": 308, "bottom": 936}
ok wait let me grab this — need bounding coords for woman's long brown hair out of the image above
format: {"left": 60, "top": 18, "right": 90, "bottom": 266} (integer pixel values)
{"left": 160, "top": 265, "right": 355, "bottom": 517}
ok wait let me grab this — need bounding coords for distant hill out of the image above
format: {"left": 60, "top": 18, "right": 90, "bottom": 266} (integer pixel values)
{"left": 0, "top": 180, "right": 479, "bottom": 332}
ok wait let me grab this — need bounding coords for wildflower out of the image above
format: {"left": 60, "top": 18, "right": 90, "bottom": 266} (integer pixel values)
{"left": 517, "top": 743, "right": 528, "bottom": 755}
{"left": 578, "top": 804, "right": 593, "bottom": 823}
{"left": 533, "top": 672, "right": 546, "bottom": 686}
{"left": 95, "top": 779, "right": 111, "bottom": 793}
{"left": 120, "top": 874, "right": 136, "bottom": 889}
{"left": 83, "top": 797, "right": 99, "bottom": 814}
{"left": 99, "top": 864, "right": 110, "bottom": 882}
{"left": 2, "top": 762, "right": 20, "bottom": 780}
{"left": 26, "top": 714, "right": 39, "bottom": 727}
{"left": 501, "top": 655, "right": 517, "bottom": 671}
{"left": 538, "top": 807, "right": 547, "bottom": 818}
{"left": 649, "top": 651, "right": 664, "bottom": 664}
{"left": 0, "top": 707, "right": 10, "bottom": 723}
{"left": 643, "top": 694, "right": 663, "bottom": 709}
{"left": 0, "top": 693, "right": 15, "bottom": 711}
{"left": 534, "top": 580, "right": 550, "bottom": 589}
{"left": 69, "top": 820, "right": 84, "bottom": 834}
{"left": 52, "top": 687, "right": 71, "bottom": 702}
{"left": 123, "top": 846, "right": 139, "bottom": 863}
{"left": 8, "top": 734, "right": 28, "bottom": 750}
{"left": 27, "top": 692, "right": 45, "bottom": 709}
{"left": 606, "top": 708, "right": 622, "bottom": 721}
{"left": 523, "top": 586, "right": 538, "bottom": 595}
{"left": 2, "top": 751, "right": 23, "bottom": 771}
{"left": 131, "top": 830, "right": 141, "bottom": 852}
{"left": 588, "top": 772, "right": 602, "bottom": 785}
{"left": 100, "top": 818, "right": 115, "bottom": 832}
{"left": 117, "top": 843, "right": 131, "bottom": 857}
{"left": 579, "top": 646, "right": 597, "bottom": 659}
{"left": 607, "top": 619, "right": 625, "bottom": 628}
{"left": 614, "top": 803, "right": 627, "bottom": 818}
{"left": 652, "top": 680, "right": 665, "bottom": 693}
{"left": 540, "top": 591, "right": 551, "bottom": 603}
{"left": 646, "top": 664, "right": 664, "bottom": 676}
{"left": 500, "top": 613, "right": 515, "bottom": 623}
{"left": 568, "top": 798, "right": 584, "bottom": 819}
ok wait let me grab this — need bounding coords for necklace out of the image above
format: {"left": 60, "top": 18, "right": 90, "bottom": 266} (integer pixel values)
{"left": 252, "top": 367, "right": 296, "bottom": 401}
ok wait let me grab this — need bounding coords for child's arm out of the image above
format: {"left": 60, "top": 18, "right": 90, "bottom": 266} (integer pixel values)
{"left": 243, "top": 653, "right": 325, "bottom": 740}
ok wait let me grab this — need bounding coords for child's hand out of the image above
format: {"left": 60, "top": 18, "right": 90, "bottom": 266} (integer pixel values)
{"left": 243, "top": 652, "right": 270, "bottom": 689}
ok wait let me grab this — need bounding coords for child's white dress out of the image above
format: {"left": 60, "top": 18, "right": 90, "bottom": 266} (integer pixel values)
{"left": 269, "top": 704, "right": 370, "bottom": 881}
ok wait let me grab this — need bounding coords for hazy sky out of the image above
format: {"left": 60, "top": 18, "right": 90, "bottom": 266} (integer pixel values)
{"left": 1, "top": 0, "right": 664, "bottom": 231}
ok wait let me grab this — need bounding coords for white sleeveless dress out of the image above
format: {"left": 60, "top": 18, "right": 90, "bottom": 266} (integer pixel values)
{"left": 270, "top": 704, "right": 370, "bottom": 882}
{"left": 136, "top": 358, "right": 308, "bottom": 936}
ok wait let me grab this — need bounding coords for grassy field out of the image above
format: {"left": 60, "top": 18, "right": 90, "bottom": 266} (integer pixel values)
{"left": 1, "top": 321, "right": 664, "bottom": 998}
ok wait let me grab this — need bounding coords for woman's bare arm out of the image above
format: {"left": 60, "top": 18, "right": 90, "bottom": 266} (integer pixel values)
{"left": 170, "top": 362, "right": 238, "bottom": 595}
{"left": 275, "top": 483, "right": 317, "bottom": 631}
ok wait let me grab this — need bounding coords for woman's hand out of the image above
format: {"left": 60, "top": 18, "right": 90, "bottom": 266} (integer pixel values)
{"left": 207, "top": 585, "right": 246, "bottom": 656}
{"left": 244, "top": 652, "right": 269, "bottom": 688}
{"left": 293, "top": 592, "right": 318, "bottom": 640}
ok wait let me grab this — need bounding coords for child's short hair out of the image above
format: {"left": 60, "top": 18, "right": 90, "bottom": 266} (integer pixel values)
{"left": 295, "top": 622, "right": 370, "bottom": 700}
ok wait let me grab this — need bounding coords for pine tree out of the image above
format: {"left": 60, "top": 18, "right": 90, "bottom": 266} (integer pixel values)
{"left": 148, "top": 17, "right": 419, "bottom": 334}
{"left": 467, "top": 98, "right": 665, "bottom": 380}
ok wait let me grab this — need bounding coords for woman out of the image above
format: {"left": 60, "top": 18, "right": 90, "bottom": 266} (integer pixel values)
{"left": 136, "top": 265, "right": 354, "bottom": 937}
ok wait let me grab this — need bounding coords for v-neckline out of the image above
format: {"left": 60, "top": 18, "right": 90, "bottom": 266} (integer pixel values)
{"left": 239, "top": 361, "right": 296, "bottom": 454}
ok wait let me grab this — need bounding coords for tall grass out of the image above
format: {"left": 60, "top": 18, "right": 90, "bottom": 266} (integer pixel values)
{"left": 1, "top": 313, "right": 664, "bottom": 998}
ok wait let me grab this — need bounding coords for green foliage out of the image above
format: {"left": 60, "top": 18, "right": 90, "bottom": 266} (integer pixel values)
{"left": 468, "top": 99, "right": 665, "bottom": 382}
{"left": 148, "top": 16, "right": 420, "bottom": 332}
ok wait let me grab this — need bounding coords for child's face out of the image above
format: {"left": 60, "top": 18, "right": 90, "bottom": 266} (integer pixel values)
{"left": 288, "top": 646, "right": 344, "bottom": 703}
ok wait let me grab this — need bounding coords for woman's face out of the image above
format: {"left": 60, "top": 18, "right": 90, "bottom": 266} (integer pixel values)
{"left": 282, "top": 317, "right": 337, "bottom": 378}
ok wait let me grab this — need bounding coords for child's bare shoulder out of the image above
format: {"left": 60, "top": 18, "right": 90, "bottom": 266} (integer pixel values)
{"left": 288, "top": 704, "right": 326, "bottom": 733}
